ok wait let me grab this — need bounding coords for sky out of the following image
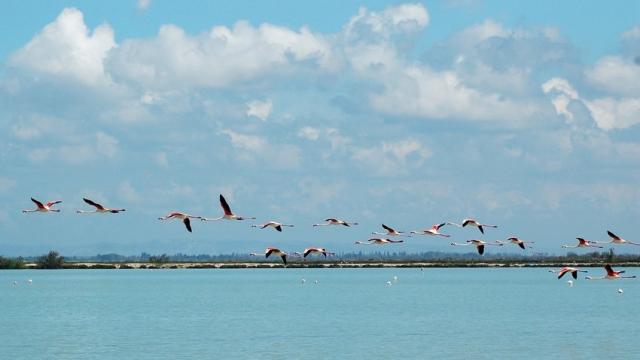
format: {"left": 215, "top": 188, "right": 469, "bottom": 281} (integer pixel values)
{"left": 1, "top": 0, "right": 639, "bottom": 257}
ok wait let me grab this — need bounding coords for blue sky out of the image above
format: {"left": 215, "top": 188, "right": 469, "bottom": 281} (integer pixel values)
{"left": 1, "top": 0, "right": 639, "bottom": 256}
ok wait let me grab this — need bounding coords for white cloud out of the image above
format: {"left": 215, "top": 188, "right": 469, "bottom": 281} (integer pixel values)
{"left": 543, "top": 77, "right": 640, "bottom": 130}
{"left": 297, "top": 126, "right": 320, "bottom": 141}
{"left": 221, "top": 129, "right": 266, "bottom": 152}
{"left": 586, "top": 56, "right": 640, "bottom": 96}
{"left": 246, "top": 99, "right": 272, "bottom": 121}
{"left": 106, "top": 21, "right": 335, "bottom": 89}
{"left": 137, "top": 0, "right": 151, "bottom": 10}
{"left": 10, "top": 8, "right": 116, "bottom": 86}
{"left": 352, "top": 139, "right": 430, "bottom": 176}
{"left": 221, "top": 129, "right": 300, "bottom": 169}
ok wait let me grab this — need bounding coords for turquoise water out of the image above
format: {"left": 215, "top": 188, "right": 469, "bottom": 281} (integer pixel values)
{"left": 1, "top": 268, "right": 639, "bottom": 359}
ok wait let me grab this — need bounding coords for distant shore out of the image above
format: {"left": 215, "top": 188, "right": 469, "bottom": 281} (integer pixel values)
{"left": 12, "top": 261, "right": 640, "bottom": 269}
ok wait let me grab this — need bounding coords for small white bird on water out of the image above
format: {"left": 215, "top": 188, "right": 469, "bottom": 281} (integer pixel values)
{"left": 567, "top": 280, "right": 573, "bottom": 287}
{"left": 618, "top": 288, "right": 624, "bottom": 294}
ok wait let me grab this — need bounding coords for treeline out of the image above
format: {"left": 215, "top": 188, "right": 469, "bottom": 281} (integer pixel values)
{"left": 3, "top": 248, "right": 640, "bottom": 269}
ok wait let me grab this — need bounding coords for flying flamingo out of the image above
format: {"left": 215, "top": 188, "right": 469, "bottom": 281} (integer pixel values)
{"left": 313, "top": 218, "right": 358, "bottom": 227}
{"left": 595, "top": 231, "right": 640, "bottom": 246}
{"left": 372, "top": 224, "right": 409, "bottom": 237}
{"left": 448, "top": 219, "right": 498, "bottom": 234}
{"left": 22, "top": 198, "right": 62, "bottom": 213}
{"left": 586, "top": 265, "right": 636, "bottom": 280}
{"left": 355, "top": 238, "right": 404, "bottom": 245}
{"left": 201, "top": 195, "right": 255, "bottom": 221}
{"left": 561, "top": 238, "right": 603, "bottom": 249}
{"left": 251, "top": 221, "right": 294, "bottom": 232}
{"left": 303, "top": 247, "right": 331, "bottom": 258}
{"left": 497, "top": 237, "right": 534, "bottom": 250}
{"left": 262, "top": 247, "right": 289, "bottom": 265}
{"left": 76, "top": 198, "right": 125, "bottom": 214}
{"left": 450, "top": 240, "right": 503, "bottom": 255}
{"left": 158, "top": 212, "right": 204, "bottom": 232}
{"left": 410, "top": 223, "right": 450, "bottom": 237}
{"left": 555, "top": 267, "right": 588, "bottom": 280}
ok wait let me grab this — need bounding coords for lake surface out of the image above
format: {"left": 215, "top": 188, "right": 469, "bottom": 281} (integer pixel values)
{"left": 1, "top": 268, "right": 638, "bottom": 359}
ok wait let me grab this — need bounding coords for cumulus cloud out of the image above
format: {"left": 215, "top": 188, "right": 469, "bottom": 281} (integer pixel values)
{"left": 352, "top": 139, "right": 431, "bottom": 176}
{"left": 246, "top": 99, "right": 272, "bottom": 121}
{"left": 543, "top": 77, "right": 640, "bottom": 130}
{"left": 106, "top": 21, "right": 335, "bottom": 89}
{"left": 221, "top": 129, "right": 300, "bottom": 169}
{"left": 586, "top": 56, "right": 640, "bottom": 96}
{"left": 10, "top": 8, "right": 116, "bottom": 86}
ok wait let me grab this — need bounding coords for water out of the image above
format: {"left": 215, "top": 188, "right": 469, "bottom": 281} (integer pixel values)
{"left": 1, "top": 268, "right": 639, "bottom": 359}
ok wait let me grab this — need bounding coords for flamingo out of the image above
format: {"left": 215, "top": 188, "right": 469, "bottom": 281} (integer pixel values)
{"left": 372, "top": 224, "right": 409, "bottom": 237}
{"left": 586, "top": 264, "right": 636, "bottom": 280}
{"left": 561, "top": 238, "right": 603, "bottom": 249}
{"left": 22, "top": 198, "right": 62, "bottom": 213}
{"left": 555, "top": 267, "right": 588, "bottom": 280}
{"left": 201, "top": 195, "right": 255, "bottom": 221}
{"left": 251, "top": 221, "right": 294, "bottom": 232}
{"left": 76, "top": 198, "right": 125, "bottom": 214}
{"left": 265, "top": 247, "right": 289, "bottom": 265}
{"left": 158, "top": 212, "right": 204, "bottom": 232}
{"left": 355, "top": 238, "right": 404, "bottom": 245}
{"left": 410, "top": 223, "right": 450, "bottom": 237}
{"left": 595, "top": 231, "right": 640, "bottom": 246}
{"left": 497, "top": 237, "right": 534, "bottom": 250}
{"left": 448, "top": 219, "right": 497, "bottom": 234}
{"left": 313, "top": 218, "right": 358, "bottom": 227}
{"left": 303, "top": 247, "right": 330, "bottom": 258}
{"left": 450, "top": 240, "right": 503, "bottom": 255}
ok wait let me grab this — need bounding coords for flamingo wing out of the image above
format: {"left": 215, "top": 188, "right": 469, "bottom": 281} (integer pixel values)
{"left": 265, "top": 248, "right": 276, "bottom": 258}
{"left": 219, "top": 195, "right": 233, "bottom": 216}
{"left": 477, "top": 244, "right": 485, "bottom": 255}
{"left": 518, "top": 242, "right": 526, "bottom": 250}
{"left": 275, "top": 225, "right": 282, "bottom": 232}
{"left": 382, "top": 224, "right": 394, "bottom": 232}
{"left": 31, "top": 198, "right": 45, "bottom": 209}
{"left": 46, "top": 200, "right": 62, "bottom": 207}
{"left": 183, "top": 218, "right": 192, "bottom": 232}
{"left": 604, "top": 264, "right": 615, "bottom": 276}
{"left": 607, "top": 231, "right": 621, "bottom": 241}
{"left": 83, "top": 198, "right": 105, "bottom": 210}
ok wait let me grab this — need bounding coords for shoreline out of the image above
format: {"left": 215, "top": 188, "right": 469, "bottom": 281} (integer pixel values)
{"left": 10, "top": 261, "right": 640, "bottom": 270}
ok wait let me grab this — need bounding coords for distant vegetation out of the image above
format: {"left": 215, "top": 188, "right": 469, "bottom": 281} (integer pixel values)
{"left": 35, "top": 250, "right": 65, "bottom": 269}
{"left": 0, "top": 256, "right": 25, "bottom": 269}
{"left": 148, "top": 254, "right": 170, "bottom": 264}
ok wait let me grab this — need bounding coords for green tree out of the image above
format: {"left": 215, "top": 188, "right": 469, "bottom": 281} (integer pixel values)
{"left": 149, "top": 254, "right": 170, "bottom": 264}
{"left": 36, "top": 250, "right": 65, "bottom": 269}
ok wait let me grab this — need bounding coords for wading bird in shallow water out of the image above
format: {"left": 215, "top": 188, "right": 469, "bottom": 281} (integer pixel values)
{"left": 450, "top": 240, "right": 503, "bottom": 255}
{"left": 595, "top": 231, "right": 640, "bottom": 246}
{"left": 251, "top": 221, "right": 294, "bottom": 232}
{"left": 372, "top": 224, "right": 409, "bottom": 237}
{"left": 158, "top": 212, "right": 204, "bottom": 232}
{"left": 201, "top": 195, "right": 255, "bottom": 221}
{"left": 497, "top": 237, "right": 534, "bottom": 250}
{"left": 303, "top": 247, "right": 332, "bottom": 258}
{"left": 77, "top": 198, "right": 125, "bottom": 214}
{"left": 22, "top": 198, "right": 62, "bottom": 213}
{"left": 555, "top": 267, "right": 588, "bottom": 280}
{"left": 561, "top": 238, "right": 603, "bottom": 249}
{"left": 410, "top": 223, "right": 450, "bottom": 237}
{"left": 313, "top": 218, "right": 358, "bottom": 227}
{"left": 355, "top": 238, "right": 404, "bottom": 245}
{"left": 586, "top": 265, "right": 637, "bottom": 280}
